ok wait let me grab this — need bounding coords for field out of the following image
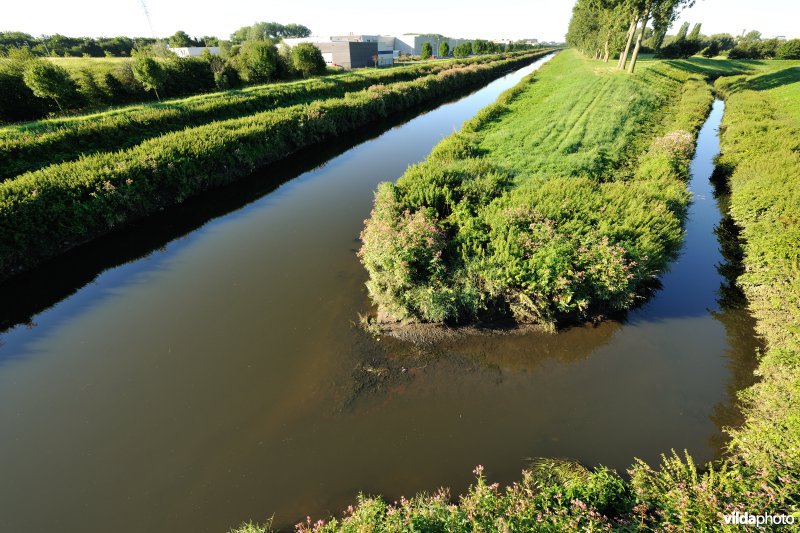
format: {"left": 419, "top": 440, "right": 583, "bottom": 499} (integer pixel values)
{"left": 0, "top": 51, "right": 551, "bottom": 280}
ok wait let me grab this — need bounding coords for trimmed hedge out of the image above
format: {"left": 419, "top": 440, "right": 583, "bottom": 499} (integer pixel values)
{"left": 0, "top": 52, "right": 539, "bottom": 180}
{"left": 0, "top": 51, "right": 553, "bottom": 280}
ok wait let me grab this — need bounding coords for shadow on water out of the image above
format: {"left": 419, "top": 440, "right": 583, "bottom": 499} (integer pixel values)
{"left": 0, "top": 94, "right": 486, "bottom": 336}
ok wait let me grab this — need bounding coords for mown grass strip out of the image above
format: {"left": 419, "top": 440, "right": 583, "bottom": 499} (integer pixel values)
{"left": 359, "top": 50, "right": 723, "bottom": 327}
{"left": 0, "top": 51, "right": 552, "bottom": 280}
{"left": 0, "top": 52, "right": 534, "bottom": 180}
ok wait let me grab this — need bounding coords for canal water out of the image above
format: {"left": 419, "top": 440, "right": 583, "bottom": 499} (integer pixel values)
{"left": 0, "top": 59, "right": 757, "bottom": 533}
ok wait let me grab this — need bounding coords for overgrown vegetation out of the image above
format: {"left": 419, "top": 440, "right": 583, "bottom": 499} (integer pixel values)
{"left": 0, "top": 52, "right": 531, "bottom": 180}
{"left": 0, "top": 51, "right": 552, "bottom": 281}
{"left": 360, "top": 50, "right": 724, "bottom": 327}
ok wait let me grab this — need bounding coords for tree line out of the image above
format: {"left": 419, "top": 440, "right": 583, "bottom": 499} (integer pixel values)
{"left": 0, "top": 22, "right": 324, "bottom": 122}
{"left": 567, "top": 1, "right": 800, "bottom": 66}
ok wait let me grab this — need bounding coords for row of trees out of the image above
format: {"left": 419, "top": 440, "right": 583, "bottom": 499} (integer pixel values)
{"left": 0, "top": 22, "right": 310, "bottom": 58}
{"left": 568, "top": 2, "right": 800, "bottom": 65}
{"left": 0, "top": 32, "right": 158, "bottom": 57}
{"left": 567, "top": 0, "right": 695, "bottom": 72}
{"left": 419, "top": 39, "right": 540, "bottom": 60}
{"left": 0, "top": 40, "right": 327, "bottom": 122}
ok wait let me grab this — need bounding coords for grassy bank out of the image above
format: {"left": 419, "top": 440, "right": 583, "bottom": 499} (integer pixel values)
{"left": 0, "top": 51, "right": 551, "bottom": 281}
{"left": 359, "top": 49, "right": 723, "bottom": 328}
{"left": 0, "top": 52, "right": 536, "bottom": 180}
{"left": 714, "top": 64, "right": 800, "bottom": 517}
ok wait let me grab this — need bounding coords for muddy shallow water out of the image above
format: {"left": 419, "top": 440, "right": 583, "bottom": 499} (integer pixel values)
{"left": 0, "top": 63, "right": 759, "bottom": 533}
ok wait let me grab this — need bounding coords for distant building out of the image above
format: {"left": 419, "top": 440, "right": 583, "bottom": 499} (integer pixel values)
{"left": 283, "top": 36, "right": 379, "bottom": 69}
{"left": 168, "top": 46, "right": 220, "bottom": 58}
{"left": 392, "top": 34, "right": 473, "bottom": 57}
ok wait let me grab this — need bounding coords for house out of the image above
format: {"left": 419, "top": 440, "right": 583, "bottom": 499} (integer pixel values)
{"left": 168, "top": 46, "right": 220, "bottom": 58}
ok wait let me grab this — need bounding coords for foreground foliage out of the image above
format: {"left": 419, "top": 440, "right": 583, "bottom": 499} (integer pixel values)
{"left": 0, "top": 51, "right": 551, "bottom": 280}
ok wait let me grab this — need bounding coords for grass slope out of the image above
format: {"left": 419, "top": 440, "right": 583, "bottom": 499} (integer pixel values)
{"left": 715, "top": 65, "right": 800, "bottom": 511}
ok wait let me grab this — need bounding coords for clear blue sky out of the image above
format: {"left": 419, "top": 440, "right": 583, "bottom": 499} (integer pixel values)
{"left": 2, "top": 0, "right": 798, "bottom": 42}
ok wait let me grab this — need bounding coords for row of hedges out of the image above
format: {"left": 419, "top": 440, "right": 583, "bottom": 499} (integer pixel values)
{"left": 0, "top": 53, "right": 221, "bottom": 123}
{"left": 0, "top": 51, "right": 553, "bottom": 281}
{"left": 0, "top": 52, "right": 541, "bottom": 180}
{"left": 359, "top": 51, "right": 715, "bottom": 328}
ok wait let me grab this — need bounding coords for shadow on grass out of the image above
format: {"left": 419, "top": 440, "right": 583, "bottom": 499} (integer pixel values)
{"left": 727, "top": 66, "right": 800, "bottom": 92}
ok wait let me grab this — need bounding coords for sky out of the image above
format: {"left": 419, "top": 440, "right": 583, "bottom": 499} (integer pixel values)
{"left": 1, "top": 0, "right": 798, "bottom": 43}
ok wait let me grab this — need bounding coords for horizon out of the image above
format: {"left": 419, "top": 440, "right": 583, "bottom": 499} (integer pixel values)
{"left": 2, "top": 0, "right": 798, "bottom": 43}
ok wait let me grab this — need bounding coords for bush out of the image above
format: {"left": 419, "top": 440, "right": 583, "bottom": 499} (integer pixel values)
{"left": 420, "top": 42, "right": 433, "bottom": 60}
{"left": 291, "top": 43, "right": 326, "bottom": 77}
{"left": 776, "top": 38, "right": 800, "bottom": 59}
{"left": 22, "top": 61, "right": 76, "bottom": 112}
{"left": 237, "top": 40, "right": 279, "bottom": 82}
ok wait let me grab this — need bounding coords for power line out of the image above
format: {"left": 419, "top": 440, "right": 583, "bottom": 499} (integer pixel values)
{"left": 139, "top": 0, "right": 156, "bottom": 38}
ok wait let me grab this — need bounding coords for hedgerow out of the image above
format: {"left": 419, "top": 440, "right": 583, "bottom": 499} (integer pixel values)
{"left": 0, "top": 52, "right": 541, "bottom": 180}
{"left": 0, "top": 51, "right": 552, "bottom": 280}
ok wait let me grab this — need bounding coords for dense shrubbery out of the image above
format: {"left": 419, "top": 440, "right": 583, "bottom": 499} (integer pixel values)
{"left": 0, "top": 51, "right": 551, "bottom": 279}
{"left": 0, "top": 52, "right": 533, "bottom": 180}
{"left": 360, "top": 51, "right": 718, "bottom": 327}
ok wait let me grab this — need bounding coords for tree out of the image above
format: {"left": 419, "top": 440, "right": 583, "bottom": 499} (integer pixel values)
{"left": 237, "top": 40, "right": 279, "bottom": 82}
{"left": 688, "top": 22, "right": 702, "bottom": 41}
{"left": 701, "top": 41, "right": 720, "bottom": 58}
{"left": 776, "top": 39, "right": 800, "bottom": 60}
{"left": 438, "top": 41, "right": 450, "bottom": 58}
{"left": 421, "top": 41, "right": 433, "bottom": 60}
{"left": 230, "top": 22, "right": 312, "bottom": 44}
{"left": 742, "top": 30, "right": 762, "bottom": 42}
{"left": 169, "top": 31, "right": 194, "bottom": 48}
{"left": 131, "top": 56, "right": 167, "bottom": 100}
{"left": 291, "top": 43, "right": 326, "bottom": 77}
{"left": 22, "top": 61, "right": 75, "bottom": 112}
{"left": 627, "top": 0, "right": 695, "bottom": 73}
{"left": 452, "top": 43, "right": 472, "bottom": 58}
{"left": 674, "top": 21, "right": 690, "bottom": 41}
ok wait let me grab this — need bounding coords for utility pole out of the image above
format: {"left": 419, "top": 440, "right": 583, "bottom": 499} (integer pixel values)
{"left": 140, "top": 0, "right": 156, "bottom": 38}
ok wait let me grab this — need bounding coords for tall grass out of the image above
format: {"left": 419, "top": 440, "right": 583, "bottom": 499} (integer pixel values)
{"left": 0, "top": 52, "right": 540, "bottom": 180}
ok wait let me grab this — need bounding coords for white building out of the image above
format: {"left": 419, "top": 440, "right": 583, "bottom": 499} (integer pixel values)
{"left": 168, "top": 46, "right": 220, "bottom": 58}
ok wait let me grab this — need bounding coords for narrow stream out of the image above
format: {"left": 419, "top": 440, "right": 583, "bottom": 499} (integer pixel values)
{"left": 0, "top": 69, "right": 757, "bottom": 533}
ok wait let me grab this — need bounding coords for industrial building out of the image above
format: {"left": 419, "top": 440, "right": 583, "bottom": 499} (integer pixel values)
{"left": 282, "top": 33, "right": 480, "bottom": 69}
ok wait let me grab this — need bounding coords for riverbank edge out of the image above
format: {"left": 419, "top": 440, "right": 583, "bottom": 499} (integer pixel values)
{"left": 0, "top": 50, "right": 554, "bottom": 283}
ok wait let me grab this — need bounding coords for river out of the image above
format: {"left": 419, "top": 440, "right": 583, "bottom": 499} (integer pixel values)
{"left": 0, "top": 60, "right": 758, "bottom": 532}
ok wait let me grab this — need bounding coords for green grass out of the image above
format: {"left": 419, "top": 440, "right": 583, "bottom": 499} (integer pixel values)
{"left": 0, "top": 51, "right": 551, "bottom": 281}
{"left": 0, "top": 52, "right": 535, "bottom": 180}
{"left": 359, "top": 49, "right": 728, "bottom": 327}
{"left": 714, "top": 65, "right": 800, "bottom": 504}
